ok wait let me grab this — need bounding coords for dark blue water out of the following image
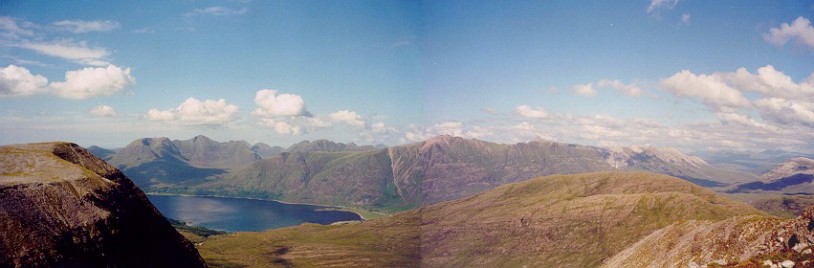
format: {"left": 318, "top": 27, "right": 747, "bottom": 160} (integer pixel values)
{"left": 146, "top": 195, "right": 362, "bottom": 232}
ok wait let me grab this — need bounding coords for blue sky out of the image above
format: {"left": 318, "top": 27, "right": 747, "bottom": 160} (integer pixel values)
{"left": 0, "top": 1, "right": 813, "bottom": 154}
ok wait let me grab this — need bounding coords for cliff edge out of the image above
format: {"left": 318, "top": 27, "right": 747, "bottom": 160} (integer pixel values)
{"left": 0, "top": 142, "right": 206, "bottom": 268}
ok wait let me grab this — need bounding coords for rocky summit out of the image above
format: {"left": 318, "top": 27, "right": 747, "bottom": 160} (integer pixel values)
{"left": 0, "top": 142, "right": 206, "bottom": 268}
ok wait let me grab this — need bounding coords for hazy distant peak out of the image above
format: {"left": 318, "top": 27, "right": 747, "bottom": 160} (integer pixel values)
{"left": 190, "top": 134, "right": 214, "bottom": 143}
{"left": 605, "top": 145, "right": 709, "bottom": 171}
{"left": 286, "top": 139, "right": 374, "bottom": 152}
{"left": 761, "top": 157, "right": 814, "bottom": 182}
{"left": 251, "top": 142, "right": 284, "bottom": 158}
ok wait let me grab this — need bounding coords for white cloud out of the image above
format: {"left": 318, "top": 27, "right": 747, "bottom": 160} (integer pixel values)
{"left": 715, "top": 111, "right": 777, "bottom": 131}
{"left": 725, "top": 65, "right": 814, "bottom": 100}
{"left": 185, "top": 6, "right": 248, "bottom": 17}
{"left": 435, "top": 121, "right": 464, "bottom": 136}
{"left": 253, "top": 89, "right": 310, "bottom": 117}
{"left": 572, "top": 83, "right": 596, "bottom": 97}
{"left": 19, "top": 41, "right": 110, "bottom": 66}
{"left": 401, "top": 121, "right": 496, "bottom": 142}
{"left": 49, "top": 65, "right": 135, "bottom": 99}
{"left": 146, "top": 109, "right": 175, "bottom": 121}
{"left": 514, "top": 122, "right": 535, "bottom": 132}
{"left": 646, "top": 0, "right": 679, "bottom": 16}
{"left": 147, "top": 97, "right": 240, "bottom": 126}
{"left": 0, "top": 65, "right": 48, "bottom": 97}
{"left": 53, "top": 20, "right": 119, "bottom": 33}
{"left": 755, "top": 98, "right": 814, "bottom": 128}
{"left": 89, "top": 105, "right": 117, "bottom": 117}
{"left": 0, "top": 16, "right": 34, "bottom": 37}
{"left": 681, "top": 13, "right": 691, "bottom": 24}
{"left": 329, "top": 110, "right": 365, "bottom": 127}
{"left": 659, "top": 65, "right": 814, "bottom": 130}
{"left": 596, "top": 79, "right": 643, "bottom": 96}
{"left": 273, "top": 121, "right": 301, "bottom": 135}
{"left": 515, "top": 105, "right": 549, "bottom": 119}
{"left": 764, "top": 16, "right": 814, "bottom": 49}
{"left": 371, "top": 122, "right": 389, "bottom": 133}
{"left": 661, "top": 69, "right": 751, "bottom": 112}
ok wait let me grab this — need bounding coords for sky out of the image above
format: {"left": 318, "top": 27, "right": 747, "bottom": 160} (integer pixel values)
{"left": 0, "top": 1, "right": 813, "bottom": 153}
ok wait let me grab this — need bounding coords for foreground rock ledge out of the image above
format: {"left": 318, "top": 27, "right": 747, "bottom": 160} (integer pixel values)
{"left": 0, "top": 142, "right": 206, "bottom": 268}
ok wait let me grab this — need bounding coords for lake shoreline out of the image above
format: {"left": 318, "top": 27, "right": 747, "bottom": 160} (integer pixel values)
{"left": 144, "top": 192, "right": 386, "bottom": 220}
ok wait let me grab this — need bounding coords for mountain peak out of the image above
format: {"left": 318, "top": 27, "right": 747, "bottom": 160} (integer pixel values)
{"left": 191, "top": 134, "right": 213, "bottom": 143}
{"left": 286, "top": 139, "right": 373, "bottom": 152}
{"left": 761, "top": 157, "right": 814, "bottom": 182}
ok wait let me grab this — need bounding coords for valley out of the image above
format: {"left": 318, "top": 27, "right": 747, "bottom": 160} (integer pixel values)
{"left": 3, "top": 140, "right": 814, "bottom": 267}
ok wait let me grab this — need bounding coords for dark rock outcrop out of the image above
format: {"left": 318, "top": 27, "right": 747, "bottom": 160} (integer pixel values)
{"left": 0, "top": 142, "right": 206, "bottom": 268}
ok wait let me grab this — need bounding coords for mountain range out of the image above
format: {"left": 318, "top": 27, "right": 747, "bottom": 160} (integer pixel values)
{"left": 94, "top": 135, "right": 752, "bottom": 211}
{"left": 727, "top": 157, "right": 814, "bottom": 194}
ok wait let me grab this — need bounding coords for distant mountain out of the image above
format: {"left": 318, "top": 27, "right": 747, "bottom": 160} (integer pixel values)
{"left": 251, "top": 142, "right": 284, "bottom": 158}
{"left": 172, "top": 135, "right": 259, "bottom": 169}
{"left": 761, "top": 157, "right": 814, "bottom": 182}
{"left": 727, "top": 157, "right": 814, "bottom": 194}
{"left": 605, "top": 145, "right": 749, "bottom": 186}
{"left": 105, "top": 135, "right": 746, "bottom": 211}
{"left": 195, "top": 172, "right": 762, "bottom": 267}
{"left": 0, "top": 142, "right": 205, "bottom": 267}
{"left": 387, "top": 136, "right": 614, "bottom": 205}
{"left": 200, "top": 136, "right": 625, "bottom": 209}
{"left": 286, "top": 139, "right": 377, "bottom": 152}
{"left": 701, "top": 149, "right": 814, "bottom": 174}
{"left": 87, "top": 145, "right": 116, "bottom": 161}
{"left": 107, "top": 137, "right": 224, "bottom": 188}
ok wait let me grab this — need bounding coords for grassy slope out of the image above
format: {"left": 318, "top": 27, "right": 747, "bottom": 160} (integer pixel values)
{"left": 198, "top": 214, "right": 420, "bottom": 268}
{"left": 196, "top": 171, "right": 763, "bottom": 268}
{"left": 724, "top": 192, "right": 814, "bottom": 218}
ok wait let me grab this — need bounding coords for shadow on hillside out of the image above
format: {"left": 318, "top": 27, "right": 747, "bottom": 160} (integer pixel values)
{"left": 121, "top": 159, "right": 225, "bottom": 188}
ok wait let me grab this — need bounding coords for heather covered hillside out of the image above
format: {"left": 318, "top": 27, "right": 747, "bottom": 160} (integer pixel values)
{"left": 195, "top": 172, "right": 763, "bottom": 267}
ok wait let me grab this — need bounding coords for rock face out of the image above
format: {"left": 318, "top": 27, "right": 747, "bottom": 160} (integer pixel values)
{"left": 195, "top": 172, "right": 762, "bottom": 267}
{"left": 603, "top": 205, "right": 814, "bottom": 267}
{"left": 0, "top": 142, "right": 206, "bottom": 268}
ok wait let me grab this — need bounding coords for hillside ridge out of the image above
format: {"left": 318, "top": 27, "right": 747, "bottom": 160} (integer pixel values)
{"left": 0, "top": 142, "right": 206, "bottom": 267}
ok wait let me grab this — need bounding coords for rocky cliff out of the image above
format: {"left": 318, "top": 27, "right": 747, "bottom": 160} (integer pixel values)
{"left": 0, "top": 142, "right": 206, "bottom": 268}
